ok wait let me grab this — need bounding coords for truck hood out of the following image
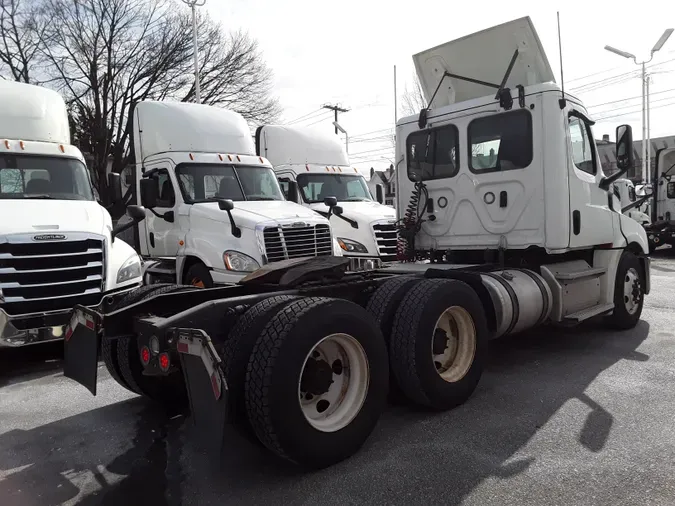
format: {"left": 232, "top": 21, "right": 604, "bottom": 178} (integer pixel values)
{"left": 309, "top": 201, "right": 396, "bottom": 225}
{"left": 190, "top": 200, "right": 328, "bottom": 229}
{"left": 0, "top": 200, "right": 109, "bottom": 236}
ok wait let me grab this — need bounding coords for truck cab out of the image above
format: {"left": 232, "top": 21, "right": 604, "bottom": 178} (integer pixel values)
{"left": 643, "top": 147, "right": 675, "bottom": 251}
{"left": 0, "top": 81, "right": 142, "bottom": 347}
{"left": 121, "top": 101, "right": 340, "bottom": 287}
{"left": 613, "top": 178, "right": 651, "bottom": 226}
{"left": 256, "top": 125, "right": 397, "bottom": 270}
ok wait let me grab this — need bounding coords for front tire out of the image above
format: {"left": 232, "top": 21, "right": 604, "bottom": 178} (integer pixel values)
{"left": 245, "top": 297, "right": 389, "bottom": 469}
{"left": 184, "top": 262, "right": 214, "bottom": 288}
{"left": 605, "top": 251, "right": 645, "bottom": 330}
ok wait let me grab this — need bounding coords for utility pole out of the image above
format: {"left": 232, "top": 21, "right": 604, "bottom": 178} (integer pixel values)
{"left": 641, "top": 62, "right": 647, "bottom": 182}
{"left": 322, "top": 104, "right": 349, "bottom": 134}
{"left": 181, "top": 0, "right": 206, "bottom": 104}
{"left": 646, "top": 74, "right": 651, "bottom": 184}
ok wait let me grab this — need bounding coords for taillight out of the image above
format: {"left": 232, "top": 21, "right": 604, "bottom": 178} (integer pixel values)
{"left": 140, "top": 346, "right": 151, "bottom": 366}
{"left": 159, "top": 352, "right": 170, "bottom": 372}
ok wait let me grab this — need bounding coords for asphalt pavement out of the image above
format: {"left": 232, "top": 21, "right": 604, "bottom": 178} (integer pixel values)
{"left": 3, "top": 252, "right": 675, "bottom": 506}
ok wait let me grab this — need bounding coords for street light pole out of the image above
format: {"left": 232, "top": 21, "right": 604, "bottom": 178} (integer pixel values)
{"left": 181, "top": 0, "right": 206, "bottom": 104}
{"left": 333, "top": 121, "right": 349, "bottom": 154}
{"left": 604, "top": 28, "right": 673, "bottom": 182}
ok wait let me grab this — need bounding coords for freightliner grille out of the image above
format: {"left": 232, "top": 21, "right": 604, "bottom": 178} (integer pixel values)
{"left": 263, "top": 224, "right": 332, "bottom": 263}
{"left": 372, "top": 222, "right": 398, "bottom": 262}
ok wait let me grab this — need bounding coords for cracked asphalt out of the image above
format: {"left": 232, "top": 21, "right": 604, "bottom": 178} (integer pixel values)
{"left": 2, "top": 251, "right": 675, "bottom": 506}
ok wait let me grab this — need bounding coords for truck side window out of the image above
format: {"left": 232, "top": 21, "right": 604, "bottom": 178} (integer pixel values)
{"left": 156, "top": 170, "right": 175, "bottom": 207}
{"left": 407, "top": 124, "right": 459, "bottom": 181}
{"left": 277, "top": 177, "right": 291, "bottom": 199}
{"left": 628, "top": 186, "right": 636, "bottom": 202}
{"left": 668, "top": 182, "right": 675, "bottom": 199}
{"left": 569, "top": 116, "right": 597, "bottom": 175}
{"left": 468, "top": 109, "right": 533, "bottom": 173}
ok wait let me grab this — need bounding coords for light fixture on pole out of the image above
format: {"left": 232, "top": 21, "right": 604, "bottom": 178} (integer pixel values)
{"left": 181, "top": 0, "right": 206, "bottom": 104}
{"left": 333, "top": 121, "right": 349, "bottom": 154}
{"left": 604, "top": 28, "right": 673, "bottom": 184}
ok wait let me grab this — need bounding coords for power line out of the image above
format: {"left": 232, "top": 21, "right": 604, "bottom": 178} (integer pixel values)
{"left": 586, "top": 87, "right": 675, "bottom": 109}
{"left": 592, "top": 93, "right": 675, "bottom": 115}
{"left": 283, "top": 108, "right": 323, "bottom": 125}
{"left": 304, "top": 112, "right": 334, "bottom": 127}
{"left": 595, "top": 99, "right": 675, "bottom": 121}
{"left": 322, "top": 103, "right": 349, "bottom": 134}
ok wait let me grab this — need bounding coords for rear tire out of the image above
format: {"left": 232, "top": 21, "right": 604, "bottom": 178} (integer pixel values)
{"left": 366, "top": 276, "right": 421, "bottom": 402}
{"left": 116, "top": 284, "right": 195, "bottom": 410}
{"left": 389, "top": 279, "right": 488, "bottom": 411}
{"left": 604, "top": 250, "right": 645, "bottom": 330}
{"left": 245, "top": 297, "right": 389, "bottom": 469}
{"left": 101, "top": 284, "right": 174, "bottom": 394}
{"left": 222, "top": 295, "right": 299, "bottom": 436}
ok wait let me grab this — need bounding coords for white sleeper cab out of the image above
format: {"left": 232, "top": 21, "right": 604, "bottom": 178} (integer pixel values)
{"left": 256, "top": 124, "right": 397, "bottom": 270}
{"left": 112, "top": 101, "right": 341, "bottom": 288}
{"left": 0, "top": 80, "right": 142, "bottom": 347}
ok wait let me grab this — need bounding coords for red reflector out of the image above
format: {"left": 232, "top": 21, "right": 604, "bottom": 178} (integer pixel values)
{"left": 177, "top": 342, "right": 189, "bottom": 354}
{"left": 141, "top": 346, "right": 151, "bottom": 365}
{"left": 159, "top": 353, "right": 170, "bottom": 371}
{"left": 85, "top": 318, "right": 95, "bottom": 330}
{"left": 211, "top": 371, "right": 221, "bottom": 399}
{"left": 65, "top": 326, "right": 73, "bottom": 341}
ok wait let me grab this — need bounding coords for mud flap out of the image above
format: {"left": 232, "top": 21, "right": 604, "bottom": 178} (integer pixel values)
{"left": 63, "top": 305, "right": 102, "bottom": 395}
{"left": 176, "top": 328, "right": 230, "bottom": 462}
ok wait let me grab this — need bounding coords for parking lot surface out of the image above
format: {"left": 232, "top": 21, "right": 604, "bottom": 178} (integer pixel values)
{"left": 2, "top": 252, "right": 675, "bottom": 506}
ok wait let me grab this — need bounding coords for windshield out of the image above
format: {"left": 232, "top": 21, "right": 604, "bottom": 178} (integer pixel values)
{"left": 0, "top": 154, "right": 94, "bottom": 201}
{"left": 297, "top": 173, "right": 372, "bottom": 203}
{"left": 176, "top": 164, "right": 284, "bottom": 202}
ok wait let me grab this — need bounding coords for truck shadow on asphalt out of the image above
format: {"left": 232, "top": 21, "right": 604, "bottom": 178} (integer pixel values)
{"left": 0, "top": 341, "right": 64, "bottom": 388}
{"left": 0, "top": 320, "right": 651, "bottom": 506}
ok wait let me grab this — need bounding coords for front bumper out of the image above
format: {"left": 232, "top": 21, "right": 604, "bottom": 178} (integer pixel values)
{"left": 0, "top": 283, "right": 141, "bottom": 347}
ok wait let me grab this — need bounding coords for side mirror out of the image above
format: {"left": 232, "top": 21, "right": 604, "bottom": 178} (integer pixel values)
{"left": 333, "top": 205, "right": 344, "bottom": 215}
{"left": 109, "top": 172, "right": 122, "bottom": 203}
{"left": 127, "top": 204, "right": 146, "bottom": 222}
{"left": 287, "top": 181, "right": 299, "bottom": 203}
{"left": 323, "top": 196, "right": 338, "bottom": 208}
{"left": 218, "top": 198, "right": 234, "bottom": 212}
{"left": 600, "top": 124, "right": 634, "bottom": 191}
{"left": 375, "top": 183, "right": 384, "bottom": 204}
{"left": 111, "top": 205, "right": 146, "bottom": 242}
{"left": 615, "top": 124, "right": 634, "bottom": 171}
{"left": 140, "top": 177, "right": 159, "bottom": 209}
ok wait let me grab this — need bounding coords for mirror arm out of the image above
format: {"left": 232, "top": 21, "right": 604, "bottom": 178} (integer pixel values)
{"left": 226, "top": 210, "right": 241, "bottom": 238}
{"left": 111, "top": 220, "right": 135, "bottom": 243}
{"left": 600, "top": 169, "right": 628, "bottom": 191}
{"left": 621, "top": 192, "right": 653, "bottom": 213}
{"left": 333, "top": 210, "right": 359, "bottom": 229}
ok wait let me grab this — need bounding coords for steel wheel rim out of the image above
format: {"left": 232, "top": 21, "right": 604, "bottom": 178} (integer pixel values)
{"left": 298, "top": 333, "right": 369, "bottom": 433}
{"left": 432, "top": 306, "right": 476, "bottom": 383}
{"left": 624, "top": 267, "right": 641, "bottom": 315}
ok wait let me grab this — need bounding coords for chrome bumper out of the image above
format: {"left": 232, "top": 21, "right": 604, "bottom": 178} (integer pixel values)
{"left": 0, "top": 283, "right": 140, "bottom": 347}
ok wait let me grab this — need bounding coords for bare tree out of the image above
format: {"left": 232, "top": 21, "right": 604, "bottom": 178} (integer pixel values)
{"left": 401, "top": 73, "right": 427, "bottom": 116}
{"left": 0, "top": 0, "right": 43, "bottom": 82}
{"left": 37, "top": 0, "right": 280, "bottom": 202}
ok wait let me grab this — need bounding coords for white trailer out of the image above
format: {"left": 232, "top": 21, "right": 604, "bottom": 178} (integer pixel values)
{"left": 63, "top": 16, "right": 650, "bottom": 471}
{"left": 255, "top": 124, "right": 397, "bottom": 270}
{"left": 0, "top": 81, "right": 142, "bottom": 348}
{"left": 112, "top": 101, "right": 341, "bottom": 288}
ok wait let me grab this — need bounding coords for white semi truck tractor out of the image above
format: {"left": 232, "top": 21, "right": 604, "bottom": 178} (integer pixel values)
{"left": 62, "top": 17, "right": 650, "bottom": 471}
{"left": 0, "top": 80, "right": 143, "bottom": 348}
{"left": 641, "top": 148, "right": 675, "bottom": 251}
{"left": 255, "top": 124, "right": 397, "bottom": 270}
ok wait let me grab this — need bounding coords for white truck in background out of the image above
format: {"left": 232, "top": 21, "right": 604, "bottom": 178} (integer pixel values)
{"left": 255, "top": 124, "right": 397, "bottom": 270}
{"left": 0, "top": 80, "right": 143, "bottom": 347}
{"left": 612, "top": 178, "right": 651, "bottom": 226}
{"left": 113, "top": 101, "right": 340, "bottom": 288}
{"left": 641, "top": 147, "right": 675, "bottom": 251}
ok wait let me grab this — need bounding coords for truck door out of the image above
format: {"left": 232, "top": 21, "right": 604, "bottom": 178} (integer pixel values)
{"left": 655, "top": 148, "right": 675, "bottom": 221}
{"left": 143, "top": 166, "right": 182, "bottom": 258}
{"left": 566, "top": 110, "right": 616, "bottom": 248}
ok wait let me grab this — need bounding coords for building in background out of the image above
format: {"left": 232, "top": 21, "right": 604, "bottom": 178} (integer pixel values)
{"left": 596, "top": 134, "right": 675, "bottom": 182}
{"left": 368, "top": 165, "right": 396, "bottom": 207}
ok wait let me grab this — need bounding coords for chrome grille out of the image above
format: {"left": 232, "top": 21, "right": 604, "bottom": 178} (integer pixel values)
{"left": 263, "top": 224, "right": 332, "bottom": 263}
{"left": 372, "top": 222, "right": 398, "bottom": 261}
{"left": 0, "top": 236, "right": 104, "bottom": 315}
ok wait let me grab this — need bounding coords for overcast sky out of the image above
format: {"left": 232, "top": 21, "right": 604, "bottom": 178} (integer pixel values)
{"left": 207, "top": 0, "right": 675, "bottom": 173}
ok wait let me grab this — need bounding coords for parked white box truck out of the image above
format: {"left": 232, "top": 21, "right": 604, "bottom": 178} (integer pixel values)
{"left": 0, "top": 80, "right": 142, "bottom": 347}
{"left": 255, "top": 125, "right": 397, "bottom": 270}
{"left": 111, "top": 101, "right": 340, "bottom": 289}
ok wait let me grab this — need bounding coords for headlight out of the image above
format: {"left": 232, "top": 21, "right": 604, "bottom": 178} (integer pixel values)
{"left": 223, "top": 250, "right": 260, "bottom": 272}
{"left": 117, "top": 255, "right": 142, "bottom": 283}
{"left": 337, "top": 237, "right": 369, "bottom": 254}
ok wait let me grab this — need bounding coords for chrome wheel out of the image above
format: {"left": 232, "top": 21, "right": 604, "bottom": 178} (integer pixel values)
{"left": 432, "top": 306, "right": 477, "bottom": 383}
{"left": 624, "top": 267, "right": 641, "bottom": 315}
{"left": 299, "top": 333, "right": 369, "bottom": 433}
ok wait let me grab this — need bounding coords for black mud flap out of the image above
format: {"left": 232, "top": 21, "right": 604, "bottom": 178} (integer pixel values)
{"left": 176, "top": 328, "right": 230, "bottom": 463}
{"left": 63, "top": 305, "right": 102, "bottom": 395}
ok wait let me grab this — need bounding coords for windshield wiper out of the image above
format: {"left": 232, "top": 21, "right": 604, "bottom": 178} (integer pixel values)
{"left": 24, "top": 194, "right": 55, "bottom": 199}
{"left": 343, "top": 198, "right": 370, "bottom": 202}
{"left": 247, "top": 197, "right": 278, "bottom": 201}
